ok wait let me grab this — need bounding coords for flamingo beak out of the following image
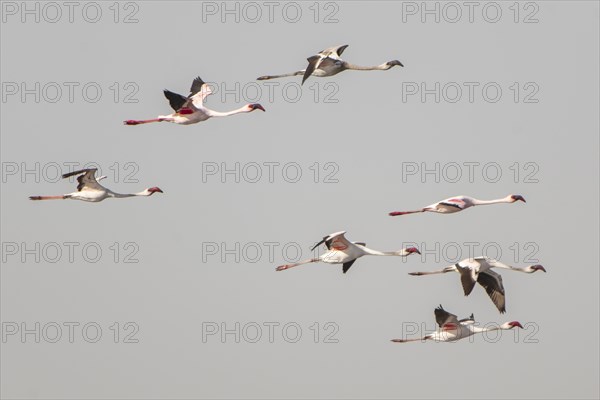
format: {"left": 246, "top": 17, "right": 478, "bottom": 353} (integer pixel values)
{"left": 533, "top": 265, "right": 546, "bottom": 273}
{"left": 512, "top": 195, "right": 526, "bottom": 203}
{"left": 510, "top": 321, "right": 524, "bottom": 329}
{"left": 251, "top": 104, "right": 266, "bottom": 112}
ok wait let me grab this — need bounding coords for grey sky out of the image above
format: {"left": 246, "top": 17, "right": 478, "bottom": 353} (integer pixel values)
{"left": 1, "top": 1, "right": 599, "bottom": 399}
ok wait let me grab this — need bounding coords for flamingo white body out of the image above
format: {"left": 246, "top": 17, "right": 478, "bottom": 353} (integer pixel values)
{"left": 257, "top": 45, "right": 403, "bottom": 85}
{"left": 389, "top": 194, "right": 526, "bottom": 217}
{"left": 391, "top": 305, "right": 523, "bottom": 343}
{"left": 409, "top": 257, "right": 546, "bottom": 313}
{"left": 29, "top": 169, "right": 163, "bottom": 203}
{"left": 124, "top": 76, "right": 265, "bottom": 126}
{"left": 275, "top": 231, "right": 420, "bottom": 273}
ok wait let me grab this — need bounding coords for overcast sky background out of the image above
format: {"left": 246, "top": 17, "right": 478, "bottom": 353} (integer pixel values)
{"left": 1, "top": 1, "right": 599, "bottom": 399}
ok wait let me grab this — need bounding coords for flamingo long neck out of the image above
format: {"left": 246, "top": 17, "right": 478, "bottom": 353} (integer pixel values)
{"left": 361, "top": 247, "right": 404, "bottom": 256}
{"left": 207, "top": 106, "right": 251, "bottom": 118}
{"left": 109, "top": 190, "right": 149, "bottom": 198}
{"left": 470, "top": 324, "right": 512, "bottom": 334}
{"left": 470, "top": 325, "right": 499, "bottom": 334}
{"left": 471, "top": 196, "right": 513, "bottom": 206}
{"left": 487, "top": 260, "right": 532, "bottom": 273}
{"left": 505, "top": 266, "right": 534, "bottom": 273}
{"left": 342, "top": 62, "right": 391, "bottom": 71}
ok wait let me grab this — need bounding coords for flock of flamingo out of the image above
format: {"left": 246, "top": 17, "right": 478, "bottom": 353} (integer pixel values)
{"left": 29, "top": 45, "right": 546, "bottom": 343}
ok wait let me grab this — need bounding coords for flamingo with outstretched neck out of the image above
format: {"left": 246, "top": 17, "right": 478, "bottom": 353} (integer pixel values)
{"left": 124, "top": 76, "right": 265, "bottom": 126}
{"left": 389, "top": 194, "right": 526, "bottom": 217}
{"left": 29, "top": 168, "right": 163, "bottom": 203}
{"left": 391, "top": 305, "right": 523, "bottom": 343}
{"left": 408, "top": 257, "right": 546, "bottom": 313}
{"left": 257, "top": 45, "right": 403, "bottom": 85}
{"left": 276, "top": 231, "right": 420, "bottom": 274}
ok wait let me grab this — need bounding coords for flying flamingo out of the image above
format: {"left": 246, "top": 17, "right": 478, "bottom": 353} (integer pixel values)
{"left": 257, "top": 45, "right": 403, "bottom": 85}
{"left": 123, "top": 76, "right": 265, "bottom": 126}
{"left": 408, "top": 257, "right": 546, "bottom": 313}
{"left": 275, "top": 231, "right": 420, "bottom": 273}
{"left": 391, "top": 305, "right": 523, "bottom": 343}
{"left": 389, "top": 194, "right": 526, "bottom": 217}
{"left": 29, "top": 168, "right": 163, "bottom": 203}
